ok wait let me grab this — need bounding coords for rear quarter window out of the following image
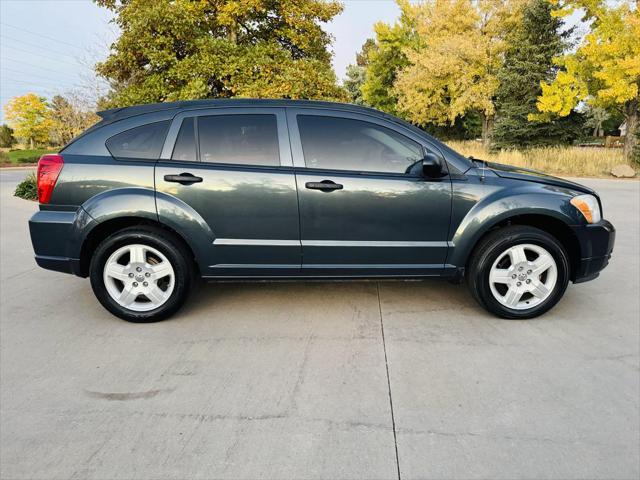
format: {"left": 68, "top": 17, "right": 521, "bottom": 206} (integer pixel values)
{"left": 106, "top": 120, "right": 171, "bottom": 160}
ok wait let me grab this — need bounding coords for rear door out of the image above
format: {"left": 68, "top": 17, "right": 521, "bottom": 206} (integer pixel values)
{"left": 288, "top": 108, "right": 452, "bottom": 277}
{"left": 156, "top": 108, "right": 300, "bottom": 277}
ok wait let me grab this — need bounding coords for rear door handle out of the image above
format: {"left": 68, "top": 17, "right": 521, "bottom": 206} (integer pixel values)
{"left": 305, "top": 180, "right": 343, "bottom": 192}
{"left": 164, "top": 173, "right": 203, "bottom": 185}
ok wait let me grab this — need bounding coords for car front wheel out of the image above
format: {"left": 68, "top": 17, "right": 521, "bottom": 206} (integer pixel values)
{"left": 89, "top": 226, "right": 192, "bottom": 322}
{"left": 467, "top": 225, "right": 570, "bottom": 319}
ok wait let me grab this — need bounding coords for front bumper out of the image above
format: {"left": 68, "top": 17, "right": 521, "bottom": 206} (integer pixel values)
{"left": 570, "top": 219, "right": 615, "bottom": 283}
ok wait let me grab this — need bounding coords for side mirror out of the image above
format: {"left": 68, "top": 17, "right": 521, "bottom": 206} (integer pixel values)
{"left": 422, "top": 152, "right": 444, "bottom": 177}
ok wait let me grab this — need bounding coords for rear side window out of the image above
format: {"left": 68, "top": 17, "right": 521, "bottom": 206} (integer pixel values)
{"left": 297, "top": 115, "right": 423, "bottom": 174}
{"left": 106, "top": 121, "right": 170, "bottom": 160}
{"left": 171, "top": 117, "right": 197, "bottom": 162}
{"left": 198, "top": 114, "right": 279, "bottom": 166}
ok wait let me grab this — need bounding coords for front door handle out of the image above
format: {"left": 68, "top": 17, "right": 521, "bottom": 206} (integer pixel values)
{"left": 164, "top": 173, "right": 203, "bottom": 185}
{"left": 305, "top": 180, "right": 343, "bottom": 192}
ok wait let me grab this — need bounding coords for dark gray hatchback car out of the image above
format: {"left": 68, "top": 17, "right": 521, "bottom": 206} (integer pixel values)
{"left": 29, "top": 99, "right": 615, "bottom": 322}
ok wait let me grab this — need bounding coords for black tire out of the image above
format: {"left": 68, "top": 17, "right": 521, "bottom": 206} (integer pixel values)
{"left": 466, "top": 225, "right": 570, "bottom": 319}
{"left": 89, "top": 226, "right": 192, "bottom": 322}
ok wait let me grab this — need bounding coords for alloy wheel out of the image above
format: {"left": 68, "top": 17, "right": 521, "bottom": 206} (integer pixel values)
{"left": 488, "top": 243, "right": 558, "bottom": 310}
{"left": 103, "top": 244, "right": 175, "bottom": 312}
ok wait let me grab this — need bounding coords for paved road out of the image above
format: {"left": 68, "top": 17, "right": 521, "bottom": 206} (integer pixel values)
{"left": 1, "top": 169, "right": 638, "bottom": 479}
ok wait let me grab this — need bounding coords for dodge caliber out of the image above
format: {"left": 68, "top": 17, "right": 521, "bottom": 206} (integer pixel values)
{"left": 28, "top": 100, "right": 615, "bottom": 322}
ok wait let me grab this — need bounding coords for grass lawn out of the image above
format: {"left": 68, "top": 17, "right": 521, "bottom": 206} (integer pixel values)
{"left": 7, "top": 148, "right": 53, "bottom": 164}
{"left": 446, "top": 141, "right": 637, "bottom": 178}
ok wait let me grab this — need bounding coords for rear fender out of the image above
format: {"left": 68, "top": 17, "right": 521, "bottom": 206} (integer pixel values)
{"left": 72, "top": 188, "right": 213, "bottom": 270}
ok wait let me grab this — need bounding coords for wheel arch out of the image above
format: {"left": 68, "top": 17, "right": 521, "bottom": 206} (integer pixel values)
{"left": 77, "top": 217, "right": 200, "bottom": 278}
{"left": 461, "top": 213, "right": 581, "bottom": 281}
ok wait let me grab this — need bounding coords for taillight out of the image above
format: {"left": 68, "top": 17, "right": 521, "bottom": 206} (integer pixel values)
{"left": 37, "top": 154, "right": 64, "bottom": 204}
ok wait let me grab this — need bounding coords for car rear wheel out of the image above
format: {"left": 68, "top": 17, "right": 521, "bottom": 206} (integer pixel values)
{"left": 90, "top": 226, "right": 192, "bottom": 322}
{"left": 467, "top": 225, "right": 570, "bottom": 319}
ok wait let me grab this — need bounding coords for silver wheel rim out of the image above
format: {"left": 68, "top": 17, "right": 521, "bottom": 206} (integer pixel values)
{"left": 103, "top": 244, "right": 175, "bottom": 312}
{"left": 489, "top": 243, "right": 557, "bottom": 311}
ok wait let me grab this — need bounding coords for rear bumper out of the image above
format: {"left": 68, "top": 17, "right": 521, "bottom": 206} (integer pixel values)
{"left": 29, "top": 208, "right": 90, "bottom": 277}
{"left": 571, "top": 219, "right": 615, "bottom": 283}
{"left": 34, "top": 254, "right": 82, "bottom": 276}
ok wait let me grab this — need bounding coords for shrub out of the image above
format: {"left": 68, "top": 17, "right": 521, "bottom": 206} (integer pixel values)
{"left": 17, "top": 156, "right": 40, "bottom": 164}
{"left": 14, "top": 173, "right": 38, "bottom": 201}
{"left": 0, "top": 151, "right": 9, "bottom": 163}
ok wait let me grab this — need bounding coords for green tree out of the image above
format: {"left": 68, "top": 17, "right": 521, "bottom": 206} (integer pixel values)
{"left": 95, "top": 0, "right": 346, "bottom": 106}
{"left": 492, "top": 0, "right": 583, "bottom": 148}
{"left": 0, "top": 124, "right": 16, "bottom": 148}
{"left": 343, "top": 64, "right": 367, "bottom": 105}
{"left": 3, "top": 94, "right": 52, "bottom": 149}
{"left": 343, "top": 39, "right": 375, "bottom": 105}
{"left": 361, "top": 0, "right": 417, "bottom": 115}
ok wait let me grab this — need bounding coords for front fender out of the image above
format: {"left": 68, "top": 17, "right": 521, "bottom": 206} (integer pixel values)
{"left": 447, "top": 183, "right": 583, "bottom": 268}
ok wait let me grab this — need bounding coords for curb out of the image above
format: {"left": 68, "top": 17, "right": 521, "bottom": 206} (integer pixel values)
{"left": 0, "top": 166, "right": 37, "bottom": 171}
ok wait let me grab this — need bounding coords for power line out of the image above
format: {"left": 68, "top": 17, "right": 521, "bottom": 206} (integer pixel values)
{"left": 1, "top": 76, "right": 79, "bottom": 90}
{"left": 0, "top": 22, "right": 89, "bottom": 52}
{"left": 1, "top": 57, "right": 86, "bottom": 82}
{"left": 0, "top": 44, "right": 88, "bottom": 69}
{"left": 1, "top": 66, "right": 80, "bottom": 84}
{"left": 1, "top": 34, "right": 87, "bottom": 62}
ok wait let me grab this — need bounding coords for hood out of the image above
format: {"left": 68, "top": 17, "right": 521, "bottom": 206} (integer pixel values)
{"left": 481, "top": 161, "right": 596, "bottom": 195}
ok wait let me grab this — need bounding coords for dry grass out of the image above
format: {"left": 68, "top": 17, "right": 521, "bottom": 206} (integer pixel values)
{"left": 445, "top": 140, "right": 637, "bottom": 178}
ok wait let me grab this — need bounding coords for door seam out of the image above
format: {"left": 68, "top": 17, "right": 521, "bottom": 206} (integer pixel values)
{"left": 285, "top": 109, "right": 304, "bottom": 268}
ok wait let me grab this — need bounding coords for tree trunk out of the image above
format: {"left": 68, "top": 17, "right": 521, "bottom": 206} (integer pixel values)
{"left": 623, "top": 98, "right": 638, "bottom": 160}
{"left": 30, "top": 137, "right": 34, "bottom": 150}
{"left": 481, "top": 113, "right": 494, "bottom": 146}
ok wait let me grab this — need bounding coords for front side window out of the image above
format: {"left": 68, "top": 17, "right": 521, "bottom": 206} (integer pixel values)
{"left": 198, "top": 114, "right": 280, "bottom": 166}
{"left": 106, "top": 121, "right": 170, "bottom": 160}
{"left": 297, "top": 115, "right": 423, "bottom": 174}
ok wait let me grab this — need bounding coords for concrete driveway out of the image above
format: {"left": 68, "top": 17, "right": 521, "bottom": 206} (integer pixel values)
{"left": 1, "top": 169, "right": 638, "bottom": 479}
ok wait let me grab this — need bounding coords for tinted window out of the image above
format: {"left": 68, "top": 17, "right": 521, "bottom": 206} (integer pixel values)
{"left": 297, "top": 115, "right": 423, "bottom": 174}
{"left": 198, "top": 114, "right": 279, "bottom": 166}
{"left": 171, "top": 117, "right": 197, "bottom": 161}
{"left": 106, "top": 121, "right": 170, "bottom": 160}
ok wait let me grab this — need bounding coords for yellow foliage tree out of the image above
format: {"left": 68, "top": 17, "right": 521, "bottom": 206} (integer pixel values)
{"left": 393, "top": 0, "right": 525, "bottom": 144}
{"left": 4, "top": 93, "right": 53, "bottom": 149}
{"left": 534, "top": 0, "right": 640, "bottom": 158}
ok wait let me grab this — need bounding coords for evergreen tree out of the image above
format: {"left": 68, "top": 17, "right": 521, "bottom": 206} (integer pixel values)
{"left": 344, "top": 64, "right": 367, "bottom": 105}
{"left": 492, "top": 0, "right": 583, "bottom": 148}
{"left": 343, "top": 39, "right": 375, "bottom": 105}
{"left": 0, "top": 124, "right": 16, "bottom": 148}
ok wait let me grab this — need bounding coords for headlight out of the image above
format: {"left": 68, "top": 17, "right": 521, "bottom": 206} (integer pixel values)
{"left": 570, "top": 194, "right": 601, "bottom": 224}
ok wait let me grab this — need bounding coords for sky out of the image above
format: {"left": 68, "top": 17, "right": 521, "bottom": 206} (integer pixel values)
{"left": 0, "top": 0, "right": 402, "bottom": 124}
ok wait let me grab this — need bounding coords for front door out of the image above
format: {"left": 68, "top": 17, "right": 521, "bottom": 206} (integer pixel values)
{"left": 155, "top": 108, "right": 300, "bottom": 277}
{"left": 287, "top": 109, "right": 452, "bottom": 277}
